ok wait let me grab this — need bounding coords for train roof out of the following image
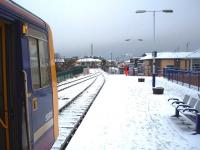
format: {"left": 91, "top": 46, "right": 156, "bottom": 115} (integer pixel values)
{"left": 0, "top": 0, "right": 46, "bottom": 28}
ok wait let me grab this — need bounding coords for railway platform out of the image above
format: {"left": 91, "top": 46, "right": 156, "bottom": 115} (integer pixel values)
{"left": 65, "top": 73, "right": 200, "bottom": 150}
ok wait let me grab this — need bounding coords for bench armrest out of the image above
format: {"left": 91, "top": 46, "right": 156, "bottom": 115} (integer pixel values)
{"left": 183, "top": 108, "right": 199, "bottom": 113}
{"left": 172, "top": 101, "right": 184, "bottom": 105}
{"left": 176, "top": 104, "right": 190, "bottom": 109}
{"left": 168, "top": 98, "right": 179, "bottom": 101}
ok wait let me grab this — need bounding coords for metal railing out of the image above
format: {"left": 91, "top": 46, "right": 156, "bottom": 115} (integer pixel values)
{"left": 163, "top": 68, "right": 200, "bottom": 91}
{"left": 57, "top": 66, "right": 84, "bottom": 83}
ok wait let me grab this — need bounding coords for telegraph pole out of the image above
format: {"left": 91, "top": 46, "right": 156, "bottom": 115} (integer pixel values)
{"left": 91, "top": 43, "right": 93, "bottom": 57}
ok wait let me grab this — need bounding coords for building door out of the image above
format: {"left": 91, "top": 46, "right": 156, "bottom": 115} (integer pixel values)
{"left": 174, "top": 59, "right": 180, "bottom": 69}
{"left": 0, "top": 23, "right": 9, "bottom": 150}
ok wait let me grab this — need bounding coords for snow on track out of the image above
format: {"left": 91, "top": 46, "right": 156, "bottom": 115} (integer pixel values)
{"left": 52, "top": 74, "right": 105, "bottom": 149}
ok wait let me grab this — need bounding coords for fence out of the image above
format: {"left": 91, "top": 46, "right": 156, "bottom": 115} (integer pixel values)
{"left": 57, "top": 66, "right": 84, "bottom": 83}
{"left": 163, "top": 68, "right": 200, "bottom": 91}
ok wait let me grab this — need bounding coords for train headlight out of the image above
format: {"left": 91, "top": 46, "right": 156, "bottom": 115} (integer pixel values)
{"left": 22, "top": 24, "right": 28, "bottom": 35}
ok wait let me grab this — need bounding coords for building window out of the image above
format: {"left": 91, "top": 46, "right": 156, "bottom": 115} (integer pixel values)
{"left": 28, "top": 28, "right": 50, "bottom": 89}
{"left": 192, "top": 59, "right": 200, "bottom": 71}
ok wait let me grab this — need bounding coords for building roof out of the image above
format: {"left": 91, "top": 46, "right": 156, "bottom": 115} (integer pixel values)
{"left": 140, "top": 52, "right": 192, "bottom": 60}
{"left": 77, "top": 58, "right": 102, "bottom": 63}
{"left": 55, "top": 58, "right": 65, "bottom": 63}
{"left": 124, "top": 57, "right": 141, "bottom": 63}
{"left": 124, "top": 60, "right": 131, "bottom": 63}
{"left": 186, "top": 48, "right": 200, "bottom": 59}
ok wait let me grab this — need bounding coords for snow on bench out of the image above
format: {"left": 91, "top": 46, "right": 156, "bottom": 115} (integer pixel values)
{"left": 168, "top": 96, "right": 200, "bottom": 134}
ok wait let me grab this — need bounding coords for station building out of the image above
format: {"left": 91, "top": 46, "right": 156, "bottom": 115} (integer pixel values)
{"left": 76, "top": 58, "right": 102, "bottom": 68}
{"left": 140, "top": 51, "right": 200, "bottom": 76}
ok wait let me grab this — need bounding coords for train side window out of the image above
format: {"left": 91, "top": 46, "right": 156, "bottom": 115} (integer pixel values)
{"left": 28, "top": 37, "right": 40, "bottom": 89}
{"left": 39, "top": 40, "right": 50, "bottom": 87}
{"left": 28, "top": 27, "right": 50, "bottom": 89}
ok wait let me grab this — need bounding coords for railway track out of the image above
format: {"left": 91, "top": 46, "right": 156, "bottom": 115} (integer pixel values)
{"left": 58, "top": 73, "right": 101, "bottom": 92}
{"left": 51, "top": 73, "right": 105, "bottom": 150}
{"left": 58, "top": 73, "right": 100, "bottom": 111}
{"left": 57, "top": 72, "right": 99, "bottom": 88}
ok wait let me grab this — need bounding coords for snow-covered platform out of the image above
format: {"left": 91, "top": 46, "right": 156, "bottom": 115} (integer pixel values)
{"left": 66, "top": 75, "right": 200, "bottom": 150}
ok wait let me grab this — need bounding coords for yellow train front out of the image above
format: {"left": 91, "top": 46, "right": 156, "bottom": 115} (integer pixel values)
{"left": 0, "top": 1, "right": 58, "bottom": 150}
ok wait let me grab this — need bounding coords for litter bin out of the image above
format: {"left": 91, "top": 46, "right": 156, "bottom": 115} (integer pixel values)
{"left": 153, "top": 87, "right": 164, "bottom": 94}
{"left": 138, "top": 78, "right": 145, "bottom": 82}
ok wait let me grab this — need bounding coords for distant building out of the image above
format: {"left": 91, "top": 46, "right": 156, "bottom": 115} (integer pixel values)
{"left": 123, "top": 57, "right": 142, "bottom": 75}
{"left": 140, "top": 51, "right": 200, "bottom": 76}
{"left": 107, "top": 60, "right": 117, "bottom": 67}
{"left": 76, "top": 58, "right": 102, "bottom": 68}
{"left": 55, "top": 58, "right": 65, "bottom": 63}
{"left": 55, "top": 58, "right": 65, "bottom": 72}
{"left": 124, "top": 57, "right": 140, "bottom": 66}
{"left": 186, "top": 49, "right": 200, "bottom": 70}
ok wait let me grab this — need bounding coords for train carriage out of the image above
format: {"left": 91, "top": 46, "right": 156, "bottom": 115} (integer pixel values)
{"left": 0, "top": 0, "right": 58, "bottom": 149}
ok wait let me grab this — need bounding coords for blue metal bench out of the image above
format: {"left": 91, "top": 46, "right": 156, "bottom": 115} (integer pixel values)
{"left": 170, "top": 97, "right": 200, "bottom": 134}
{"left": 168, "top": 94, "right": 190, "bottom": 104}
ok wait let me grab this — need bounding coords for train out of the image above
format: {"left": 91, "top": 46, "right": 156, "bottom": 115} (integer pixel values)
{"left": 0, "top": 0, "right": 58, "bottom": 150}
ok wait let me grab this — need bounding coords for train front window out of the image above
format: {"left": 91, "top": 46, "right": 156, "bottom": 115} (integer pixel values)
{"left": 28, "top": 37, "right": 40, "bottom": 89}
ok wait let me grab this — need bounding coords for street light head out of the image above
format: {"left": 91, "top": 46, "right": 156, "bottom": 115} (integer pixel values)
{"left": 136, "top": 10, "right": 146, "bottom": 13}
{"left": 162, "top": 9, "right": 173, "bottom": 13}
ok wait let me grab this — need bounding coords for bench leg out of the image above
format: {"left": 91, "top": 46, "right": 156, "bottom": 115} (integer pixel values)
{"left": 195, "top": 113, "right": 200, "bottom": 134}
{"left": 171, "top": 108, "right": 180, "bottom": 117}
{"left": 175, "top": 108, "right": 180, "bottom": 117}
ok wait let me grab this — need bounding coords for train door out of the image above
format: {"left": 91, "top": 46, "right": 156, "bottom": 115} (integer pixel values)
{"left": 0, "top": 23, "right": 9, "bottom": 150}
{"left": 24, "top": 26, "right": 55, "bottom": 149}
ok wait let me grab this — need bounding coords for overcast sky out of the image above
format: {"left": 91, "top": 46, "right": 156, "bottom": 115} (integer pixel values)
{"left": 14, "top": 0, "right": 200, "bottom": 59}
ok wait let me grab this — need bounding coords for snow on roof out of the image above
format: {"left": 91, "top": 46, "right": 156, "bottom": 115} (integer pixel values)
{"left": 186, "top": 48, "right": 200, "bottom": 58}
{"left": 77, "top": 58, "right": 102, "bottom": 63}
{"left": 55, "top": 58, "right": 65, "bottom": 63}
{"left": 124, "top": 57, "right": 141, "bottom": 63}
{"left": 124, "top": 60, "right": 130, "bottom": 63}
{"left": 140, "top": 52, "right": 192, "bottom": 60}
{"left": 125, "top": 59, "right": 134, "bottom": 63}
{"left": 107, "top": 59, "right": 117, "bottom": 62}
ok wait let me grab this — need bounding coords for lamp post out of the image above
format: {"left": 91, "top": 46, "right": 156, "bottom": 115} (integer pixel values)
{"left": 136, "top": 9, "right": 173, "bottom": 87}
{"left": 110, "top": 52, "right": 112, "bottom": 67}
